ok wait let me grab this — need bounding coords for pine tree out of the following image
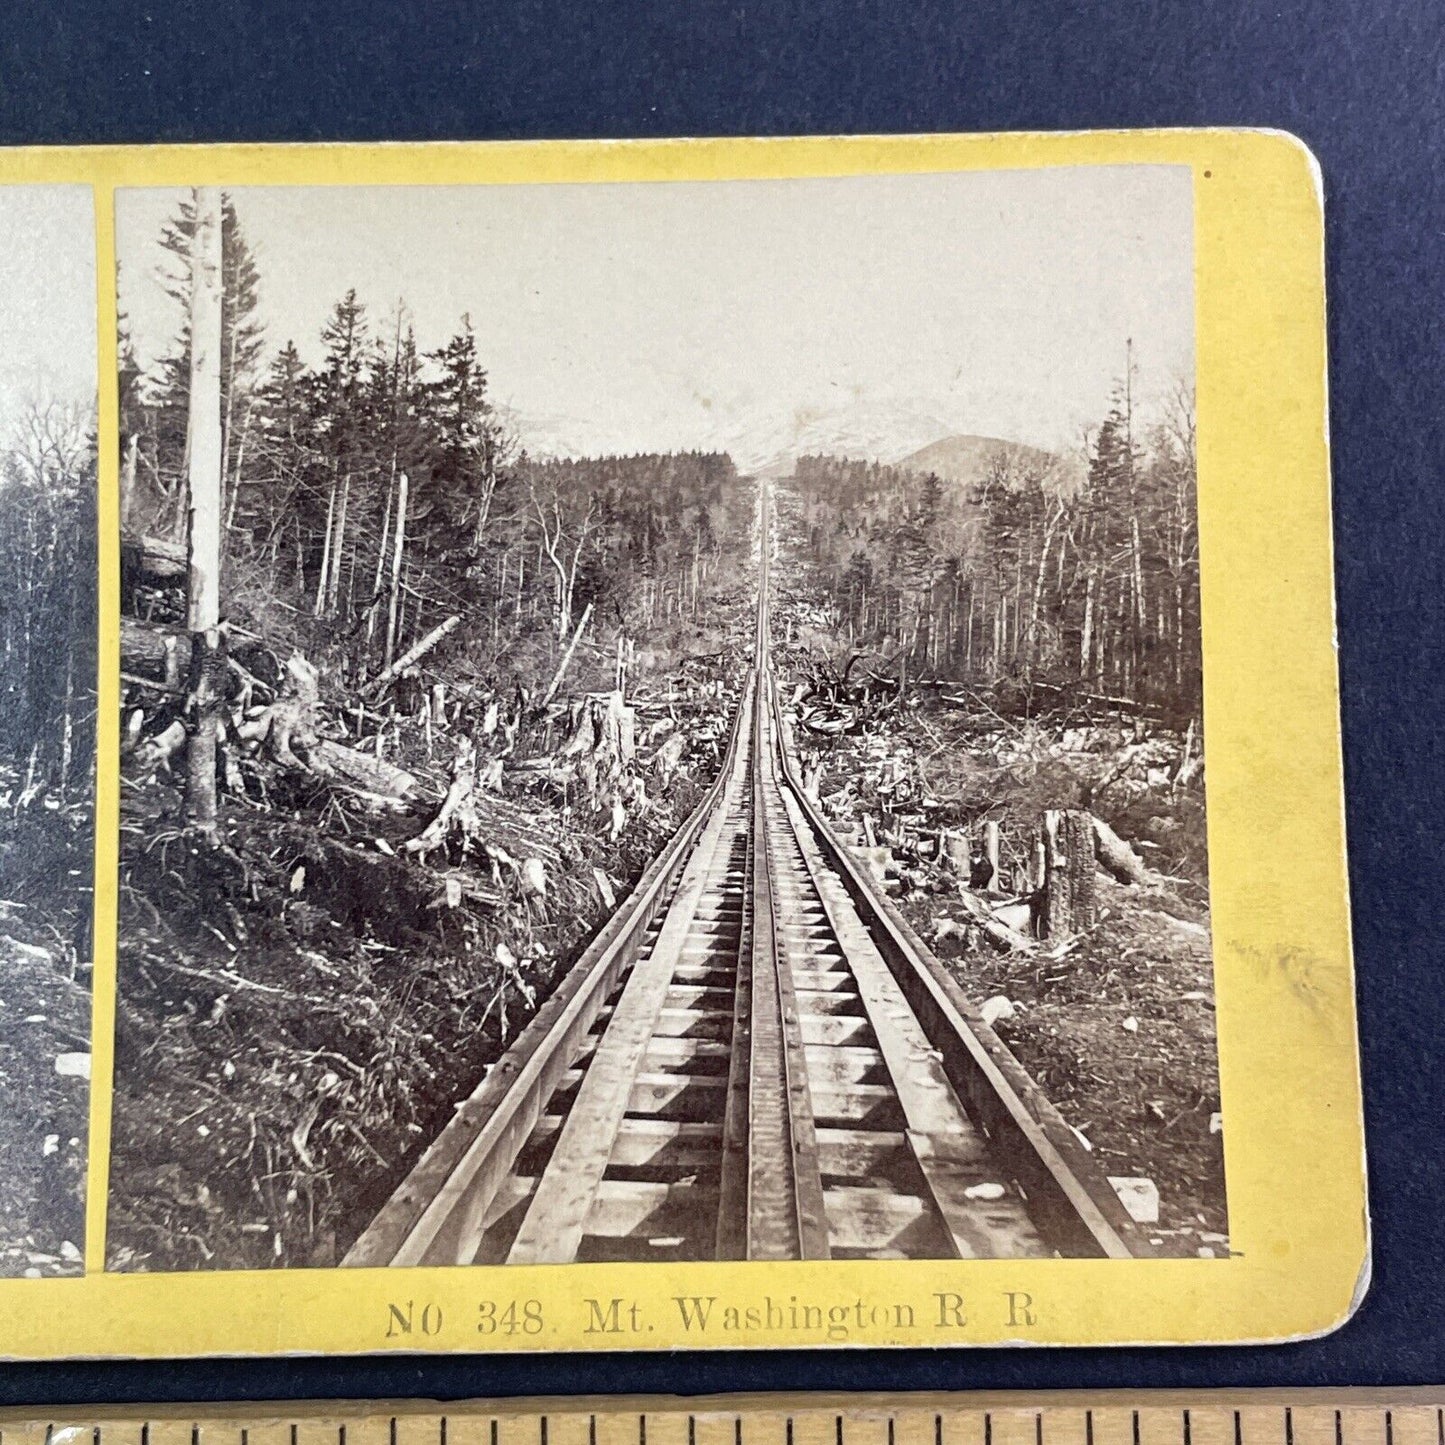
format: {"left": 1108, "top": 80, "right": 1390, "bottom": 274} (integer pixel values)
{"left": 312, "top": 290, "right": 373, "bottom": 617}
{"left": 148, "top": 192, "right": 265, "bottom": 537}
{"left": 426, "top": 314, "right": 507, "bottom": 547}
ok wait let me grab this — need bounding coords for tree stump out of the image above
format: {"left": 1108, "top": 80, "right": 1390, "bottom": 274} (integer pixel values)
{"left": 981, "top": 819, "right": 1001, "bottom": 892}
{"left": 1038, "top": 808, "right": 1096, "bottom": 939}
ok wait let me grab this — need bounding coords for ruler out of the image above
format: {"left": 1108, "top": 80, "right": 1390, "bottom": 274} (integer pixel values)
{"left": 0, "top": 1394, "right": 1440, "bottom": 1445}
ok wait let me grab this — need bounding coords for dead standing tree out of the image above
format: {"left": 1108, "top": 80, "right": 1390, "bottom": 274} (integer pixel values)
{"left": 182, "top": 187, "right": 226, "bottom": 841}
{"left": 529, "top": 480, "right": 596, "bottom": 642}
{"left": 1035, "top": 808, "right": 1097, "bottom": 940}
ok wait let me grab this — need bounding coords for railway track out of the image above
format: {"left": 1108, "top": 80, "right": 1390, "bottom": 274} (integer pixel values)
{"left": 345, "top": 490, "right": 1146, "bottom": 1267}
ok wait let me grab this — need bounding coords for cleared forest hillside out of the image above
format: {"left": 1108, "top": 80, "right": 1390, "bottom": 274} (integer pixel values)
{"left": 109, "top": 195, "right": 763, "bottom": 1269}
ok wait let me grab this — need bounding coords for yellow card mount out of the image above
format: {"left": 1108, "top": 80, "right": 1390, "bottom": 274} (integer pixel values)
{"left": 0, "top": 129, "right": 1362, "bottom": 1357}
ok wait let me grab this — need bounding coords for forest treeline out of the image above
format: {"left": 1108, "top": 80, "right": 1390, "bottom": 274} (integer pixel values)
{"left": 0, "top": 400, "right": 97, "bottom": 802}
{"left": 789, "top": 384, "right": 1200, "bottom": 715}
{"left": 118, "top": 195, "right": 748, "bottom": 702}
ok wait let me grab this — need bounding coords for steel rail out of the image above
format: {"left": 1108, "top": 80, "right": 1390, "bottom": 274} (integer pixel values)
{"left": 712, "top": 771, "right": 756, "bottom": 1261}
{"left": 743, "top": 670, "right": 831, "bottom": 1259}
{"left": 763, "top": 676, "right": 1149, "bottom": 1259}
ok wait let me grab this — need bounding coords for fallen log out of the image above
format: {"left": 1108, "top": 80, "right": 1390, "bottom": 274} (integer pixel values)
{"left": 1024, "top": 679, "right": 1167, "bottom": 719}
{"left": 368, "top": 614, "right": 461, "bottom": 696}
{"left": 1090, "top": 813, "right": 1160, "bottom": 885}
{"left": 309, "top": 740, "right": 420, "bottom": 801}
{"left": 121, "top": 615, "right": 182, "bottom": 673}
{"left": 956, "top": 886, "right": 1036, "bottom": 952}
{"left": 121, "top": 532, "right": 187, "bottom": 587}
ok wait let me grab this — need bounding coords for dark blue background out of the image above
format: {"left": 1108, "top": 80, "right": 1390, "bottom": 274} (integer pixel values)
{"left": 1, "top": 0, "right": 1440, "bottom": 1406}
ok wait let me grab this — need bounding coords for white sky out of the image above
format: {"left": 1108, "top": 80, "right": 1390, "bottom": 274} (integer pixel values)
{"left": 0, "top": 186, "right": 96, "bottom": 423}
{"left": 116, "top": 167, "right": 1192, "bottom": 460}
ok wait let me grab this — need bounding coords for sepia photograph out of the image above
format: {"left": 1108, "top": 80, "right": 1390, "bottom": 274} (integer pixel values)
{"left": 107, "top": 167, "right": 1222, "bottom": 1272}
{"left": 0, "top": 185, "right": 98, "bottom": 1277}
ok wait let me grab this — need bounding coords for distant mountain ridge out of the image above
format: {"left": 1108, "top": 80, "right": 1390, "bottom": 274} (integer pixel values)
{"left": 501, "top": 401, "right": 1083, "bottom": 490}
{"left": 788, "top": 432, "right": 1086, "bottom": 494}
{"left": 503, "top": 400, "right": 963, "bottom": 476}
{"left": 899, "top": 434, "right": 1060, "bottom": 484}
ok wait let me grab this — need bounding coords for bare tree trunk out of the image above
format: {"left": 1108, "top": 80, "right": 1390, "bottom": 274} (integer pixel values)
{"left": 543, "top": 601, "right": 594, "bottom": 706}
{"left": 229, "top": 402, "right": 252, "bottom": 518}
{"left": 314, "top": 468, "right": 336, "bottom": 617}
{"left": 328, "top": 470, "right": 351, "bottom": 614}
{"left": 120, "top": 433, "right": 140, "bottom": 535}
{"left": 223, "top": 423, "right": 249, "bottom": 539}
{"left": 221, "top": 309, "right": 238, "bottom": 506}
{"left": 981, "top": 819, "right": 1001, "bottom": 892}
{"left": 473, "top": 450, "right": 498, "bottom": 551}
{"left": 368, "top": 466, "right": 395, "bottom": 644}
{"left": 184, "top": 187, "right": 226, "bottom": 841}
{"left": 384, "top": 471, "right": 409, "bottom": 668}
